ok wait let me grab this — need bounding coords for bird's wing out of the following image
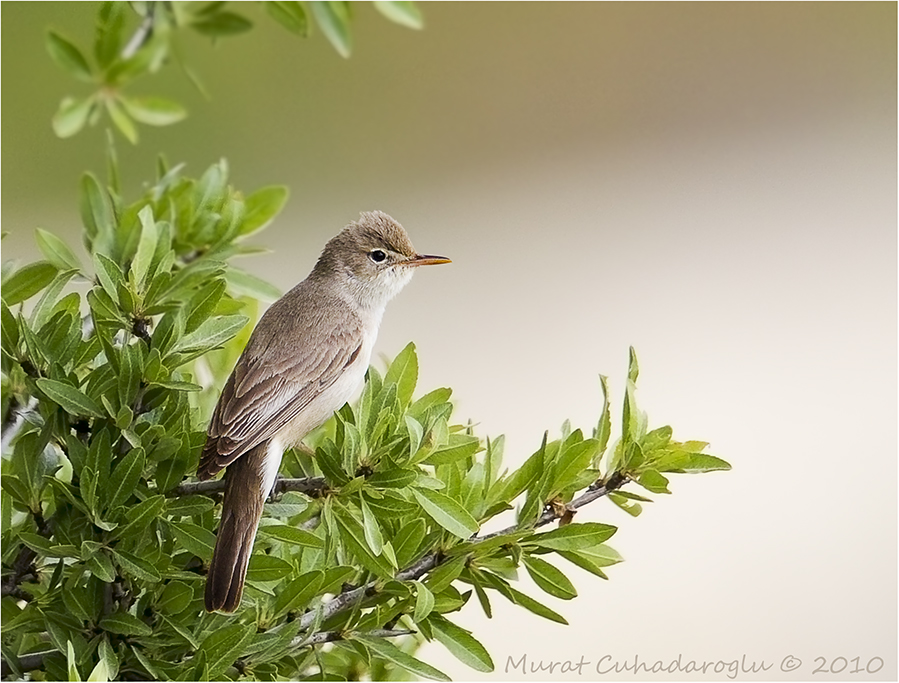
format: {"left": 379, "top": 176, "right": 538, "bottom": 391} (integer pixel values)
{"left": 197, "top": 311, "right": 364, "bottom": 480}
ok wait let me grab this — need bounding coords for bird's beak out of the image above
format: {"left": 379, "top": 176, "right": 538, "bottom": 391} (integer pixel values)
{"left": 406, "top": 254, "right": 452, "bottom": 267}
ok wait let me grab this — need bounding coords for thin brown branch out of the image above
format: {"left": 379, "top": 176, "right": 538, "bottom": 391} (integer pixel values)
{"left": 289, "top": 628, "right": 415, "bottom": 650}
{"left": 298, "top": 472, "right": 628, "bottom": 632}
{"left": 169, "top": 476, "right": 327, "bottom": 497}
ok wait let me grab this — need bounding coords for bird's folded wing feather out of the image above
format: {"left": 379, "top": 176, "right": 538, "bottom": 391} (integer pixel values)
{"left": 197, "top": 315, "right": 363, "bottom": 479}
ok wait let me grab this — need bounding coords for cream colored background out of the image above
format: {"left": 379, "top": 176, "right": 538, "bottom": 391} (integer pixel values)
{"left": 3, "top": 3, "right": 896, "bottom": 680}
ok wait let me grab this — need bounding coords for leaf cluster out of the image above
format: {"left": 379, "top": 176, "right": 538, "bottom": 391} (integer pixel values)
{"left": 1, "top": 158, "right": 291, "bottom": 681}
{"left": 47, "top": 1, "right": 423, "bottom": 142}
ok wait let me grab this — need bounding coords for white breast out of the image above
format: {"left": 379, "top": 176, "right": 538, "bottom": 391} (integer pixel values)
{"left": 258, "top": 324, "right": 378, "bottom": 497}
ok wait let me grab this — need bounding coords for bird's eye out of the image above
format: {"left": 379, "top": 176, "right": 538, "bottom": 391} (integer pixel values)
{"left": 369, "top": 249, "right": 387, "bottom": 263}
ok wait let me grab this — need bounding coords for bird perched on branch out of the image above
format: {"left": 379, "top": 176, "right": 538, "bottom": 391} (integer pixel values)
{"left": 197, "top": 211, "right": 450, "bottom": 612}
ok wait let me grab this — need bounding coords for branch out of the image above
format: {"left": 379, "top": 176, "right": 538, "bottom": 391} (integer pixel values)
{"left": 121, "top": 1, "right": 158, "bottom": 60}
{"left": 169, "top": 476, "right": 327, "bottom": 497}
{"left": 289, "top": 628, "right": 415, "bottom": 650}
{"left": 298, "top": 472, "right": 628, "bottom": 632}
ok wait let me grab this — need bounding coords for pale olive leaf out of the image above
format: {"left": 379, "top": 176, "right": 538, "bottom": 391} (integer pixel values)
{"left": 309, "top": 1, "right": 352, "bottom": 58}
{"left": 2, "top": 261, "right": 59, "bottom": 305}
{"left": 35, "top": 229, "right": 82, "bottom": 271}
{"left": 428, "top": 614, "right": 494, "bottom": 673}
{"left": 52, "top": 96, "right": 94, "bottom": 138}
{"left": 373, "top": 1, "right": 423, "bottom": 29}
{"left": 265, "top": 1, "right": 308, "bottom": 36}
{"left": 46, "top": 30, "right": 93, "bottom": 81}
{"left": 120, "top": 96, "right": 187, "bottom": 126}
{"left": 354, "top": 633, "right": 450, "bottom": 682}
{"left": 36, "top": 378, "right": 104, "bottom": 418}
{"left": 411, "top": 487, "right": 478, "bottom": 538}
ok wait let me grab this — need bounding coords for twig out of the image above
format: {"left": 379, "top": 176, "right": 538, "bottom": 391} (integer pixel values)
{"left": 169, "top": 476, "right": 327, "bottom": 497}
{"left": 121, "top": 2, "right": 158, "bottom": 60}
{"left": 298, "top": 472, "right": 628, "bottom": 632}
{"left": 289, "top": 629, "right": 415, "bottom": 650}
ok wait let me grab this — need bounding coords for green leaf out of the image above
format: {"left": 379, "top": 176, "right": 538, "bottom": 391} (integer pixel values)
{"left": 94, "top": 1, "right": 125, "bottom": 68}
{"left": 558, "top": 544, "right": 624, "bottom": 576}
{"left": 131, "top": 206, "right": 159, "bottom": 288}
{"left": 524, "top": 522, "right": 617, "bottom": 551}
{"left": 332, "top": 503, "right": 394, "bottom": 578}
{"left": 97, "top": 638, "right": 118, "bottom": 681}
{"left": 120, "top": 96, "right": 187, "bottom": 126}
{"left": 427, "top": 434, "right": 480, "bottom": 466}
{"left": 608, "top": 491, "right": 642, "bottom": 517}
{"left": 655, "top": 451, "right": 732, "bottom": 474}
{"left": 86, "top": 658, "right": 109, "bottom": 682}
{"left": 36, "top": 229, "right": 82, "bottom": 271}
{"left": 393, "top": 518, "right": 426, "bottom": 566}
{"left": 175, "top": 314, "right": 249, "bottom": 353}
{"left": 413, "top": 581, "right": 435, "bottom": 622}
{"left": 169, "top": 521, "right": 216, "bottom": 560}
{"left": 354, "top": 634, "right": 450, "bottom": 682}
{"left": 367, "top": 467, "right": 417, "bottom": 489}
{"left": 2, "top": 261, "right": 58, "bottom": 305}
{"left": 67, "top": 641, "right": 80, "bottom": 682}
{"left": 637, "top": 468, "right": 670, "bottom": 494}
{"left": 52, "top": 96, "right": 94, "bottom": 138}
{"left": 411, "top": 488, "right": 478, "bottom": 539}
{"left": 482, "top": 573, "right": 568, "bottom": 624}
{"left": 552, "top": 438, "right": 600, "bottom": 493}
{"left": 522, "top": 555, "right": 577, "bottom": 600}
{"left": 105, "top": 97, "right": 138, "bottom": 144}
{"left": 36, "top": 378, "right": 104, "bottom": 417}
{"left": 595, "top": 375, "right": 612, "bottom": 458}
{"left": 641, "top": 425, "right": 673, "bottom": 453}
{"left": 373, "top": 1, "right": 423, "bottom": 29}
{"left": 157, "top": 581, "right": 193, "bottom": 615}
{"left": 425, "top": 554, "right": 466, "bottom": 593}
{"left": 384, "top": 341, "right": 418, "bottom": 408}
{"left": 428, "top": 613, "right": 494, "bottom": 673}
{"left": 105, "top": 447, "right": 146, "bottom": 509}
{"left": 99, "top": 611, "right": 152, "bottom": 636}
{"left": 265, "top": 1, "right": 308, "bottom": 36}
{"left": 113, "top": 494, "right": 165, "bottom": 538}
{"left": 309, "top": 1, "right": 352, "bottom": 57}
{"left": 113, "top": 549, "right": 161, "bottom": 583}
{"left": 198, "top": 623, "right": 255, "bottom": 678}
{"left": 272, "top": 570, "right": 324, "bottom": 618}
{"left": 239, "top": 185, "right": 288, "bottom": 236}
{"left": 245, "top": 554, "right": 293, "bottom": 582}
{"left": 80, "top": 173, "right": 114, "bottom": 250}
{"left": 360, "top": 497, "right": 384, "bottom": 555}
{"left": 193, "top": 11, "right": 254, "bottom": 37}
{"left": 46, "top": 30, "right": 93, "bottom": 81}
{"left": 258, "top": 523, "right": 324, "bottom": 548}
{"left": 88, "top": 551, "right": 117, "bottom": 582}
{"left": 627, "top": 345, "right": 639, "bottom": 383}
{"left": 225, "top": 266, "right": 281, "bottom": 302}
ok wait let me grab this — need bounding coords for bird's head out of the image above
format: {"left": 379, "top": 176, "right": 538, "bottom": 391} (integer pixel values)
{"left": 314, "top": 211, "right": 451, "bottom": 309}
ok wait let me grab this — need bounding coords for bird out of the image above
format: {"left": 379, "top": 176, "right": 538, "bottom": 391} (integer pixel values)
{"left": 196, "top": 210, "right": 451, "bottom": 612}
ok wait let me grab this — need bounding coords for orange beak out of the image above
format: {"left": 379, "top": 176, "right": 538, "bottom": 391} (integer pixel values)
{"left": 406, "top": 254, "right": 452, "bottom": 267}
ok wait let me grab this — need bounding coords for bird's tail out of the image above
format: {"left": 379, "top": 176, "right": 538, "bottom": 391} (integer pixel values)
{"left": 205, "top": 442, "right": 268, "bottom": 612}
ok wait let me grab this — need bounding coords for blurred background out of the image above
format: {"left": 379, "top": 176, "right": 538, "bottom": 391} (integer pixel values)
{"left": 3, "top": 3, "right": 896, "bottom": 680}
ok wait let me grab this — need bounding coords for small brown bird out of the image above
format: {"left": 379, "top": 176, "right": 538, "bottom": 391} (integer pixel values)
{"left": 197, "top": 211, "right": 450, "bottom": 612}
